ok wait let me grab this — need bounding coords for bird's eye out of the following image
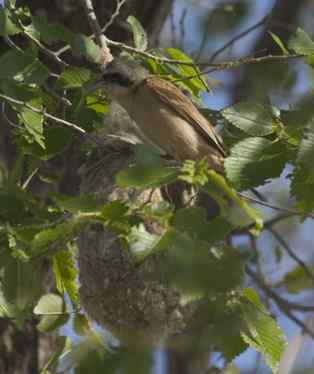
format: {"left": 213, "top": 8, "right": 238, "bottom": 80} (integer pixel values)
{"left": 102, "top": 72, "right": 133, "bottom": 87}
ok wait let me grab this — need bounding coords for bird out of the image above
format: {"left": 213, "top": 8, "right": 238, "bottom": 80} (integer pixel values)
{"left": 95, "top": 58, "right": 226, "bottom": 172}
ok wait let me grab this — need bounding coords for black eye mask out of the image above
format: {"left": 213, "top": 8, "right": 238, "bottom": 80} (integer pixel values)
{"left": 102, "top": 72, "right": 133, "bottom": 87}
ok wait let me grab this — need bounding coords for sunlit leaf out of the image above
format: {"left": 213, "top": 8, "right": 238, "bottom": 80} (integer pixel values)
{"left": 71, "top": 34, "right": 101, "bottom": 63}
{"left": 222, "top": 102, "right": 275, "bottom": 136}
{"left": 225, "top": 138, "right": 287, "bottom": 190}
{"left": 127, "top": 15, "right": 148, "bottom": 51}
{"left": 288, "top": 28, "right": 314, "bottom": 55}
{"left": 34, "top": 293, "right": 69, "bottom": 332}
{"left": 52, "top": 246, "right": 78, "bottom": 307}
{"left": 241, "top": 288, "right": 287, "bottom": 373}
{"left": 58, "top": 67, "right": 92, "bottom": 89}
{"left": 0, "top": 6, "right": 21, "bottom": 35}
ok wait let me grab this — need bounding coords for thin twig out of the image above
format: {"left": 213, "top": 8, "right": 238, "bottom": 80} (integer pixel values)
{"left": 267, "top": 226, "right": 314, "bottom": 283}
{"left": 169, "top": 7, "right": 177, "bottom": 48}
{"left": 178, "top": 7, "right": 187, "bottom": 50}
{"left": 107, "top": 39, "right": 304, "bottom": 68}
{"left": 0, "top": 93, "right": 86, "bottom": 135}
{"left": 195, "top": 12, "right": 214, "bottom": 61}
{"left": 42, "top": 84, "right": 72, "bottom": 107}
{"left": 209, "top": 16, "right": 268, "bottom": 62}
{"left": 23, "top": 30, "right": 69, "bottom": 68}
{"left": 80, "top": 0, "right": 113, "bottom": 64}
{"left": 9, "top": 5, "right": 69, "bottom": 69}
{"left": 1, "top": 102, "right": 22, "bottom": 129}
{"left": 246, "top": 266, "right": 314, "bottom": 338}
{"left": 102, "top": 0, "right": 126, "bottom": 33}
{"left": 238, "top": 193, "right": 314, "bottom": 220}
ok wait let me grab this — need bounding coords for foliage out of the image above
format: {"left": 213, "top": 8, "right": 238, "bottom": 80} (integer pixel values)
{"left": 0, "top": 2, "right": 314, "bottom": 373}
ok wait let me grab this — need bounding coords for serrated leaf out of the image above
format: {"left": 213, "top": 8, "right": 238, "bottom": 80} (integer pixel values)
{"left": 205, "top": 170, "right": 263, "bottom": 234}
{"left": 297, "top": 118, "right": 314, "bottom": 172}
{"left": 0, "top": 6, "right": 21, "bottom": 36}
{"left": 71, "top": 34, "right": 101, "bottom": 63}
{"left": 31, "top": 222, "right": 75, "bottom": 257}
{"left": 31, "top": 15, "right": 73, "bottom": 44}
{"left": 18, "top": 106, "right": 45, "bottom": 149}
{"left": 52, "top": 246, "right": 78, "bottom": 306}
{"left": 288, "top": 28, "right": 314, "bottom": 55}
{"left": 34, "top": 293, "right": 68, "bottom": 332}
{"left": 241, "top": 288, "right": 287, "bottom": 373}
{"left": 222, "top": 102, "right": 275, "bottom": 136}
{"left": 58, "top": 67, "right": 91, "bottom": 89}
{"left": 225, "top": 138, "right": 287, "bottom": 190}
{"left": 290, "top": 165, "right": 314, "bottom": 214}
{"left": 127, "top": 15, "right": 148, "bottom": 51}
{"left": 116, "top": 165, "right": 179, "bottom": 189}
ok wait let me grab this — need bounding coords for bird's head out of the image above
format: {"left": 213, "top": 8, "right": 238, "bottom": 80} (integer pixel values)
{"left": 97, "top": 58, "right": 149, "bottom": 99}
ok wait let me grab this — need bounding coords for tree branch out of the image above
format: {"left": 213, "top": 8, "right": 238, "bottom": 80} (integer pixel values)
{"left": 80, "top": 0, "right": 113, "bottom": 64}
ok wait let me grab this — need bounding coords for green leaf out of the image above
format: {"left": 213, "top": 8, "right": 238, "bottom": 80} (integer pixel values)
{"left": 3, "top": 258, "right": 42, "bottom": 311}
{"left": 31, "top": 222, "right": 75, "bottom": 257}
{"left": 101, "top": 201, "right": 129, "bottom": 223}
{"left": 0, "top": 49, "right": 35, "bottom": 80}
{"left": 288, "top": 28, "right": 314, "bottom": 55}
{"left": 52, "top": 246, "right": 78, "bottom": 307}
{"left": 72, "top": 105, "right": 103, "bottom": 131}
{"left": 18, "top": 106, "right": 45, "bottom": 149}
{"left": 205, "top": 296, "right": 248, "bottom": 361}
{"left": 31, "top": 15, "right": 73, "bottom": 44}
{"left": 21, "top": 58, "right": 50, "bottom": 86}
{"left": 0, "top": 189, "right": 26, "bottom": 223}
{"left": 172, "top": 207, "right": 234, "bottom": 245}
{"left": 297, "top": 117, "right": 314, "bottom": 172}
{"left": 134, "top": 144, "right": 163, "bottom": 167}
{"left": 154, "top": 229, "right": 244, "bottom": 293}
{"left": 73, "top": 313, "right": 90, "bottom": 336}
{"left": 0, "top": 6, "right": 21, "bottom": 36}
{"left": 34, "top": 293, "right": 69, "bottom": 332}
{"left": 58, "top": 67, "right": 92, "bottom": 89}
{"left": 71, "top": 34, "right": 101, "bottom": 63}
{"left": 222, "top": 102, "right": 275, "bottom": 136}
{"left": 225, "top": 138, "right": 287, "bottom": 190}
{"left": 0, "top": 289, "right": 17, "bottom": 318}
{"left": 204, "top": 170, "right": 263, "bottom": 234}
{"left": 165, "top": 48, "right": 206, "bottom": 95}
{"left": 52, "top": 194, "right": 100, "bottom": 213}
{"left": 127, "top": 15, "right": 148, "bottom": 51}
{"left": 241, "top": 288, "right": 287, "bottom": 373}
{"left": 290, "top": 165, "right": 314, "bottom": 214}
{"left": 128, "top": 224, "right": 160, "bottom": 262}
{"left": 116, "top": 165, "right": 179, "bottom": 189}
{"left": 268, "top": 31, "right": 289, "bottom": 55}
{"left": 279, "top": 266, "right": 314, "bottom": 293}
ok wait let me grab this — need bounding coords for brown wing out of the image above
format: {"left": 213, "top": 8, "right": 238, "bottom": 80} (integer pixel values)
{"left": 145, "top": 77, "right": 226, "bottom": 157}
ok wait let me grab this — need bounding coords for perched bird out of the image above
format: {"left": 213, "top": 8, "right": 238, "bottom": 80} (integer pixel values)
{"left": 96, "top": 58, "right": 226, "bottom": 171}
